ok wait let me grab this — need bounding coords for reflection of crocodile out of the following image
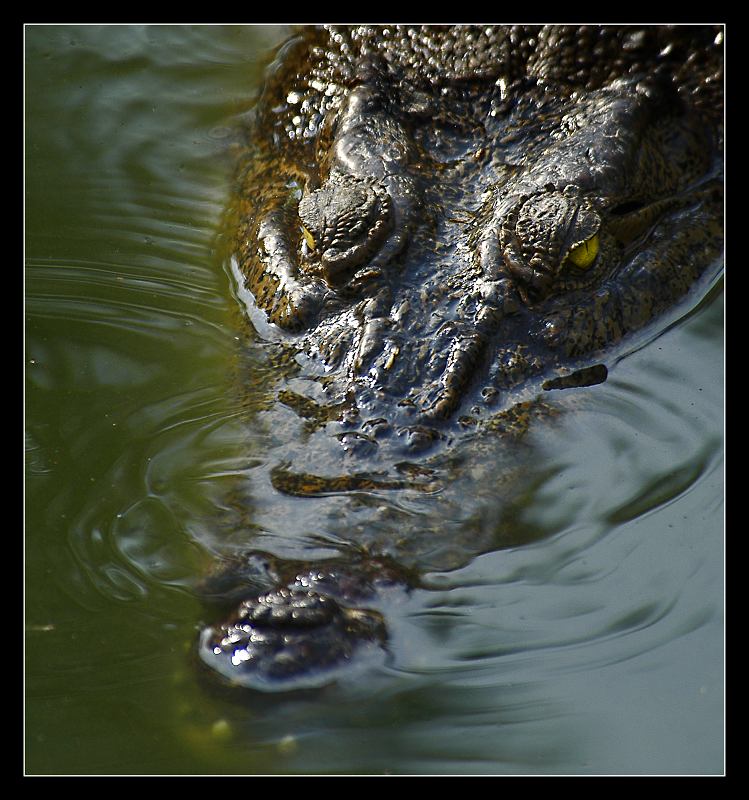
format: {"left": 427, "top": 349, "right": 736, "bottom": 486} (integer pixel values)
{"left": 199, "top": 25, "right": 723, "bottom": 690}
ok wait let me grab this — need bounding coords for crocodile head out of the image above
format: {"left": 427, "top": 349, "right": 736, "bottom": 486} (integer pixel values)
{"left": 217, "top": 26, "right": 723, "bottom": 691}
{"left": 234, "top": 29, "right": 722, "bottom": 447}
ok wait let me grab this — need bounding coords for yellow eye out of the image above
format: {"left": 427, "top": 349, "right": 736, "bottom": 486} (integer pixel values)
{"left": 566, "top": 233, "right": 599, "bottom": 270}
{"left": 301, "top": 225, "right": 316, "bottom": 251}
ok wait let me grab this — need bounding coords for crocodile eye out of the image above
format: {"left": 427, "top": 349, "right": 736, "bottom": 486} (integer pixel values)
{"left": 301, "top": 224, "right": 316, "bottom": 251}
{"left": 566, "top": 233, "right": 599, "bottom": 270}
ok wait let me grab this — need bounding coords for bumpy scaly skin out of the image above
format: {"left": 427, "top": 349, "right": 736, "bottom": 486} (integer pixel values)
{"left": 204, "top": 25, "right": 723, "bottom": 689}
{"left": 199, "top": 552, "right": 409, "bottom": 690}
{"left": 233, "top": 25, "right": 722, "bottom": 417}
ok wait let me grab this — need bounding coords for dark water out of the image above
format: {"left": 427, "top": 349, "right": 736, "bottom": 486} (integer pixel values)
{"left": 24, "top": 25, "right": 724, "bottom": 775}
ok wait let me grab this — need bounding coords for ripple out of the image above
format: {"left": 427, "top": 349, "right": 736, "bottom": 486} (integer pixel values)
{"left": 58, "top": 393, "right": 245, "bottom": 607}
{"left": 378, "top": 289, "right": 724, "bottom": 712}
{"left": 604, "top": 443, "right": 718, "bottom": 525}
{"left": 25, "top": 24, "right": 723, "bottom": 775}
{"left": 26, "top": 249, "right": 246, "bottom": 609}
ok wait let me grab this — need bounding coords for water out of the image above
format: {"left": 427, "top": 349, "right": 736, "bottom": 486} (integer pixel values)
{"left": 24, "top": 25, "right": 724, "bottom": 775}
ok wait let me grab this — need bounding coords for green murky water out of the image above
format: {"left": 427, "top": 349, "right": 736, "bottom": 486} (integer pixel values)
{"left": 25, "top": 25, "right": 724, "bottom": 775}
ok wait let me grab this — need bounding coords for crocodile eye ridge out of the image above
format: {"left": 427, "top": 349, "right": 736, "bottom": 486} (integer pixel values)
{"left": 298, "top": 173, "right": 393, "bottom": 286}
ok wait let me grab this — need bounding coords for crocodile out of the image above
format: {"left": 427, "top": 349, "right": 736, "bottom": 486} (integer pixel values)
{"left": 199, "top": 25, "right": 724, "bottom": 691}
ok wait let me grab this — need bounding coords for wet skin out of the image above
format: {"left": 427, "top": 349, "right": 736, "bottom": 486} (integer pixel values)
{"left": 200, "top": 25, "right": 723, "bottom": 690}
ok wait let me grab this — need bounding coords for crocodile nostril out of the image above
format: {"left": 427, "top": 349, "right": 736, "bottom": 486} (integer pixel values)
{"left": 198, "top": 587, "right": 387, "bottom": 689}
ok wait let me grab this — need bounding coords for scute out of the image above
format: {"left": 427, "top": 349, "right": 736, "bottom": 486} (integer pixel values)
{"left": 213, "top": 25, "right": 723, "bottom": 690}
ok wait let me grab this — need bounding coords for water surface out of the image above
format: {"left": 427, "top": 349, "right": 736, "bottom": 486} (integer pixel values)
{"left": 25, "top": 24, "right": 724, "bottom": 775}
